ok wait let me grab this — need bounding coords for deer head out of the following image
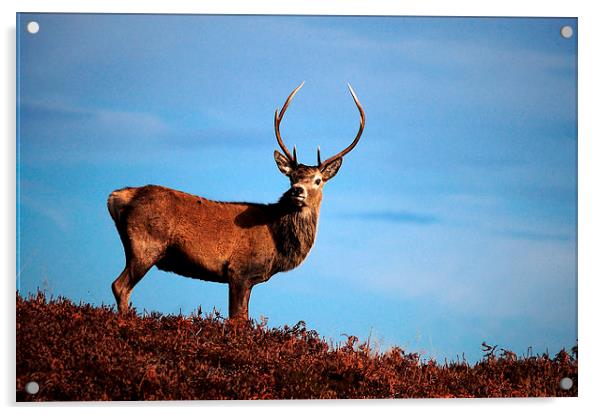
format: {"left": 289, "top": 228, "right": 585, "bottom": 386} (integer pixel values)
{"left": 273, "top": 82, "right": 365, "bottom": 210}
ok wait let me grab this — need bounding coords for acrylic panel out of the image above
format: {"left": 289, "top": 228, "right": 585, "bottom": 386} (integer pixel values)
{"left": 16, "top": 13, "right": 577, "bottom": 400}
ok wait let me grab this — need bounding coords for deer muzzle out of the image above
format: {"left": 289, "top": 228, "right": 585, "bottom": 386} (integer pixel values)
{"left": 290, "top": 185, "right": 307, "bottom": 206}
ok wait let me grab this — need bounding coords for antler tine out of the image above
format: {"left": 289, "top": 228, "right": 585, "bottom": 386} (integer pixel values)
{"left": 293, "top": 145, "right": 298, "bottom": 164}
{"left": 316, "top": 145, "right": 321, "bottom": 165}
{"left": 319, "top": 83, "right": 365, "bottom": 168}
{"left": 274, "top": 82, "right": 305, "bottom": 163}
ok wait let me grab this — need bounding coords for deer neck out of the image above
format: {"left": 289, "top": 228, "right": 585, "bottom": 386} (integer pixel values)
{"left": 271, "top": 202, "right": 320, "bottom": 273}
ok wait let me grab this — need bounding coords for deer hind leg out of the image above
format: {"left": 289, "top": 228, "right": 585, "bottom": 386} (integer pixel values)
{"left": 112, "top": 241, "right": 164, "bottom": 313}
{"left": 112, "top": 261, "right": 152, "bottom": 313}
{"left": 112, "top": 266, "right": 133, "bottom": 312}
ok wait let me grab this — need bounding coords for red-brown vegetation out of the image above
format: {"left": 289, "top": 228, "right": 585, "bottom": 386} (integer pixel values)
{"left": 16, "top": 293, "right": 577, "bottom": 401}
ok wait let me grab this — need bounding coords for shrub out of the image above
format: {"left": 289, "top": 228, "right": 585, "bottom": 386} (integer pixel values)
{"left": 16, "top": 293, "right": 577, "bottom": 401}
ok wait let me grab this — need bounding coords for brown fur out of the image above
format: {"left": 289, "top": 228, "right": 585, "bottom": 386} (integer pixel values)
{"left": 108, "top": 161, "right": 335, "bottom": 320}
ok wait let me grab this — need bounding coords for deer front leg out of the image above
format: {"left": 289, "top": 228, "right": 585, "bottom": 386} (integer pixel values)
{"left": 228, "top": 280, "right": 252, "bottom": 320}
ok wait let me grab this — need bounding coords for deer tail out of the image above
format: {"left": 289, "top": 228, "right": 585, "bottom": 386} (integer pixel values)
{"left": 107, "top": 187, "right": 137, "bottom": 225}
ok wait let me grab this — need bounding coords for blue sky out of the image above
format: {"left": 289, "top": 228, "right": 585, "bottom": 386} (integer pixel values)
{"left": 17, "top": 14, "right": 577, "bottom": 362}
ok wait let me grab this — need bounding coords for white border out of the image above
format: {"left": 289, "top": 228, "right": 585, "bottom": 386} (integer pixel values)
{"left": 1, "top": 0, "right": 587, "bottom": 17}
{"left": 3, "top": 1, "right": 600, "bottom": 414}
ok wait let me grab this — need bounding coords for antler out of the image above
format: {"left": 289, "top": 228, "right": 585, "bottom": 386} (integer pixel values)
{"left": 318, "top": 83, "right": 365, "bottom": 168}
{"left": 274, "top": 82, "right": 305, "bottom": 164}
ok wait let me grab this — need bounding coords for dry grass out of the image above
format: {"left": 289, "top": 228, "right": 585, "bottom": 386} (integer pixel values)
{"left": 16, "top": 292, "right": 577, "bottom": 401}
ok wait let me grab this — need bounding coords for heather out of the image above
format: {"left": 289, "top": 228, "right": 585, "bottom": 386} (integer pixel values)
{"left": 17, "top": 293, "right": 577, "bottom": 401}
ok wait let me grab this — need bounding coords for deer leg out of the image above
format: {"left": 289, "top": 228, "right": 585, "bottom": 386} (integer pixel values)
{"left": 228, "top": 280, "right": 252, "bottom": 320}
{"left": 112, "top": 267, "right": 131, "bottom": 312}
{"left": 112, "top": 260, "right": 153, "bottom": 313}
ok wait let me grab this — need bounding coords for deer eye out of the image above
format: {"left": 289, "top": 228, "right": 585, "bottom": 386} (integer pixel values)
{"left": 315, "top": 178, "right": 322, "bottom": 185}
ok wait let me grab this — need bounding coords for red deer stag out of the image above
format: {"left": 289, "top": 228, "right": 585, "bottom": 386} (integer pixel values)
{"left": 108, "top": 83, "right": 365, "bottom": 319}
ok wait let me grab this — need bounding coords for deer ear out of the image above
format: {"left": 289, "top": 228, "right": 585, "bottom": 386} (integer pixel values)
{"left": 320, "top": 157, "right": 343, "bottom": 181}
{"left": 274, "top": 150, "right": 294, "bottom": 176}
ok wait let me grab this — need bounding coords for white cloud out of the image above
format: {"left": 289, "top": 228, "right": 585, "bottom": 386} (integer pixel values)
{"left": 320, "top": 223, "right": 575, "bottom": 326}
{"left": 19, "top": 193, "right": 70, "bottom": 231}
{"left": 21, "top": 98, "right": 169, "bottom": 136}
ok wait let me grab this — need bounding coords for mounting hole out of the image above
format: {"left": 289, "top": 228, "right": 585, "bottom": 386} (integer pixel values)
{"left": 25, "top": 381, "right": 39, "bottom": 395}
{"left": 560, "top": 25, "right": 573, "bottom": 39}
{"left": 26, "top": 21, "right": 40, "bottom": 34}
{"left": 559, "top": 377, "right": 573, "bottom": 390}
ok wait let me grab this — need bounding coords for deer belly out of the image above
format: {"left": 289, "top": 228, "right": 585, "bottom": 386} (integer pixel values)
{"left": 155, "top": 250, "right": 228, "bottom": 283}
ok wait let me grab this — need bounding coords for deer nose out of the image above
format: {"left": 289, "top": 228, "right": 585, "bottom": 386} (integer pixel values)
{"left": 291, "top": 185, "right": 305, "bottom": 197}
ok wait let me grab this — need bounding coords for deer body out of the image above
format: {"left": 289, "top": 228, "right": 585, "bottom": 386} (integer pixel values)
{"left": 109, "top": 83, "right": 364, "bottom": 319}
{"left": 109, "top": 184, "right": 320, "bottom": 317}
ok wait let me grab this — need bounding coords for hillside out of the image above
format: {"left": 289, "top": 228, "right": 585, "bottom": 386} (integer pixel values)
{"left": 16, "top": 293, "right": 577, "bottom": 400}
